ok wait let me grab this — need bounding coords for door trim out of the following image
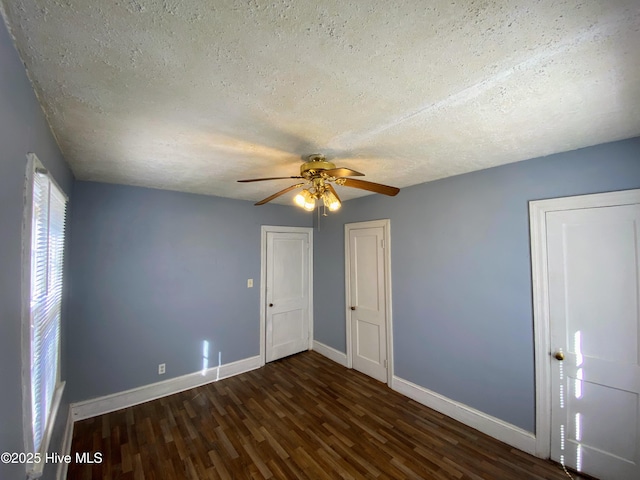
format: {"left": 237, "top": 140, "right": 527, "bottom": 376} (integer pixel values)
{"left": 260, "top": 225, "right": 314, "bottom": 366}
{"left": 344, "top": 219, "right": 394, "bottom": 386}
{"left": 529, "top": 188, "right": 640, "bottom": 458}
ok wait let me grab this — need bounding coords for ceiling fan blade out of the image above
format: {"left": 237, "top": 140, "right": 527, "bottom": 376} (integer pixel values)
{"left": 327, "top": 183, "right": 342, "bottom": 203}
{"left": 323, "top": 167, "right": 364, "bottom": 177}
{"left": 255, "top": 183, "right": 304, "bottom": 205}
{"left": 341, "top": 178, "right": 400, "bottom": 196}
{"left": 238, "top": 176, "right": 303, "bottom": 183}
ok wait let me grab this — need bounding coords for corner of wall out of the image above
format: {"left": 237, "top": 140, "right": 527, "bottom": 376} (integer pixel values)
{"left": 312, "top": 340, "right": 348, "bottom": 367}
{"left": 391, "top": 375, "right": 537, "bottom": 456}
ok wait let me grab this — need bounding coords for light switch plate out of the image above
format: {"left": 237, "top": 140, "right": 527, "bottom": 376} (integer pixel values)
{"left": 247, "top": 278, "right": 253, "bottom": 288}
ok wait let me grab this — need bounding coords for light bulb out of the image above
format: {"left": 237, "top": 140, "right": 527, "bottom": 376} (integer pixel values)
{"left": 303, "top": 196, "right": 315, "bottom": 211}
{"left": 294, "top": 192, "right": 306, "bottom": 207}
{"left": 295, "top": 189, "right": 316, "bottom": 211}
{"left": 322, "top": 190, "right": 341, "bottom": 211}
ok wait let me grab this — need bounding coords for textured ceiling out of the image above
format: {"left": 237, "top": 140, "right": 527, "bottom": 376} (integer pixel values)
{"left": 2, "top": 0, "right": 639, "bottom": 204}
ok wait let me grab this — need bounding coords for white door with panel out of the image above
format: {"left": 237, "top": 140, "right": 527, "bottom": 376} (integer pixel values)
{"left": 347, "top": 222, "right": 390, "bottom": 383}
{"left": 546, "top": 201, "right": 640, "bottom": 479}
{"left": 265, "top": 231, "right": 311, "bottom": 362}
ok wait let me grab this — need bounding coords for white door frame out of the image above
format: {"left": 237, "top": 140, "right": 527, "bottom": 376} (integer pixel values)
{"left": 345, "top": 219, "right": 394, "bottom": 386}
{"left": 260, "top": 225, "right": 314, "bottom": 366}
{"left": 529, "top": 188, "right": 640, "bottom": 458}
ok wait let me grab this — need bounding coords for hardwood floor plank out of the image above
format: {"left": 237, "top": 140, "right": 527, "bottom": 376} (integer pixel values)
{"left": 69, "top": 351, "right": 593, "bottom": 479}
{"left": 208, "top": 448, "right": 232, "bottom": 480}
{"left": 214, "top": 426, "right": 240, "bottom": 459}
{"left": 413, "top": 445, "right": 464, "bottom": 479}
{"left": 242, "top": 442, "right": 273, "bottom": 479}
{"left": 259, "top": 426, "right": 290, "bottom": 460}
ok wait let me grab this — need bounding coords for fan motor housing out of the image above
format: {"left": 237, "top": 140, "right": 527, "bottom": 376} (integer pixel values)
{"left": 300, "top": 154, "right": 336, "bottom": 176}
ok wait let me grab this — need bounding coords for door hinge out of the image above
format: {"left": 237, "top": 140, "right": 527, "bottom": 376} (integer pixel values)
{"left": 383, "top": 359, "right": 387, "bottom": 368}
{"left": 381, "top": 239, "right": 385, "bottom": 249}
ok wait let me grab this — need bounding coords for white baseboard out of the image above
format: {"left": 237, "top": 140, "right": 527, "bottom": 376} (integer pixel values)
{"left": 392, "top": 376, "right": 537, "bottom": 456}
{"left": 312, "top": 340, "right": 348, "bottom": 367}
{"left": 56, "top": 407, "right": 74, "bottom": 480}
{"left": 71, "top": 355, "right": 262, "bottom": 422}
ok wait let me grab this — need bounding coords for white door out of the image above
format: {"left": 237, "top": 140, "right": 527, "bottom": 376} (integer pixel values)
{"left": 546, "top": 202, "right": 640, "bottom": 479}
{"left": 346, "top": 222, "right": 390, "bottom": 383}
{"left": 265, "top": 231, "right": 311, "bottom": 362}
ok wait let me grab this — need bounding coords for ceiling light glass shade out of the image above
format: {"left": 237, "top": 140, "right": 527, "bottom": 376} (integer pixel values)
{"left": 294, "top": 189, "right": 316, "bottom": 211}
{"left": 323, "top": 190, "right": 341, "bottom": 211}
{"left": 294, "top": 192, "right": 306, "bottom": 208}
{"left": 303, "top": 198, "right": 315, "bottom": 211}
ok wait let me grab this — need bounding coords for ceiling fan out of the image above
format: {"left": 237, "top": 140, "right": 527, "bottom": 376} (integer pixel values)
{"left": 238, "top": 154, "right": 399, "bottom": 212}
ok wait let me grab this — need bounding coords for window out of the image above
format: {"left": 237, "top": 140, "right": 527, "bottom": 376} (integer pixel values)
{"left": 22, "top": 153, "right": 67, "bottom": 477}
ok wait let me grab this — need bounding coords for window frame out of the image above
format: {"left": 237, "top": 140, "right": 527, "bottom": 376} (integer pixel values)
{"left": 21, "top": 153, "right": 67, "bottom": 479}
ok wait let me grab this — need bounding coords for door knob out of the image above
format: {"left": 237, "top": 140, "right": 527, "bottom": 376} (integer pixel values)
{"left": 554, "top": 351, "right": 564, "bottom": 361}
{"left": 350, "top": 306, "right": 356, "bottom": 310}
{"left": 269, "top": 303, "right": 274, "bottom": 307}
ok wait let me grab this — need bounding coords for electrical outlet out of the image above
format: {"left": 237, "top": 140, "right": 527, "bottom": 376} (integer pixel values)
{"left": 158, "top": 363, "right": 166, "bottom": 375}
{"left": 247, "top": 278, "right": 253, "bottom": 288}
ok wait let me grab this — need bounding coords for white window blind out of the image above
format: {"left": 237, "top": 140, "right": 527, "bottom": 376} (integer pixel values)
{"left": 23, "top": 154, "right": 67, "bottom": 477}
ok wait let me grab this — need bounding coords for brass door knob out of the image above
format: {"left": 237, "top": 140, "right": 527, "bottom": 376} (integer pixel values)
{"left": 554, "top": 351, "right": 565, "bottom": 361}
{"left": 350, "top": 306, "right": 356, "bottom": 310}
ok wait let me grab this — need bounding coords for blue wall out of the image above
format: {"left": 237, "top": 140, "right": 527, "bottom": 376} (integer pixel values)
{"left": 66, "top": 182, "right": 312, "bottom": 402}
{"left": 0, "top": 18, "right": 74, "bottom": 480}
{"left": 314, "top": 137, "right": 640, "bottom": 432}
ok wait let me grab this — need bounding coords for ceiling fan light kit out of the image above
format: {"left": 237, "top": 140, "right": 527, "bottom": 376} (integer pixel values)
{"left": 238, "top": 154, "right": 399, "bottom": 213}
{"left": 322, "top": 187, "right": 341, "bottom": 211}
{"left": 294, "top": 189, "right": 317, "bottom": 211}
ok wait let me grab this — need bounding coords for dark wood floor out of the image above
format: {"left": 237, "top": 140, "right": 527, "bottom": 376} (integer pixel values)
{"left": 69, "top": 351, "right": 585, "bottom": 479}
